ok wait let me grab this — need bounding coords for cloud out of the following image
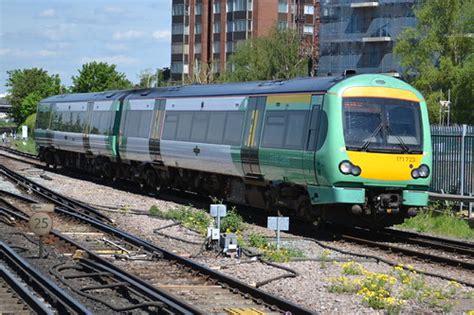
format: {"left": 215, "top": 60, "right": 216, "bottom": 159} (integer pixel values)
{"left": 0, "top": 48, "right": 58, "bottom": 58}
{"left": 152, "top": 30, "right": 171, "bottom": 41}
{"left": 105, "top": 43, "right": 129, "bottom": 51}
{"left": 103, "top": 6, "right": 125, "bottom": 14}
{"left": 41, "top": 23, "right": 77, "bottom": 41}
{"left": 39, "top": 9, "right": 56, "bottom": 18}
{"left": 80, "top": 54, "right": 138, "bottom": 65}
{"left": 113, "top": 30, "right": 144, "bottom": 40}
{"left": 0, "top": 48, "right": 12, "bottom": 56}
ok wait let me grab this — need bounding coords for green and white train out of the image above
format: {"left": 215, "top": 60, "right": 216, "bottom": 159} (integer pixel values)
{"left": 35, "top": 74, "right": 432, "bottom": 227}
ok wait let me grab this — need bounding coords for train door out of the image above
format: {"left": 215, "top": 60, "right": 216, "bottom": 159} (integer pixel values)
{"left": 241, "top": 96, "right": 266, "bottom": 177}
{"left": 303, "top": 95, "right": 324, "bottom": 185}
{"left": 82, "top": 101, "right": 93, "bottom": 155}
{"left": 149, "top": 99, "right": 166, "bottom": 163}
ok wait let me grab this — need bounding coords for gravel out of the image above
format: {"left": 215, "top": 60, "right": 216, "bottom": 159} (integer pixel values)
{"left": 2, "top": 155, "right": 473, "bottom": 314}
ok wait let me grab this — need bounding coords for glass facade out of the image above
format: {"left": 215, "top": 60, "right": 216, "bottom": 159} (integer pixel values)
{"left": 318, "top": 0, "right": 417, "bottom": 76}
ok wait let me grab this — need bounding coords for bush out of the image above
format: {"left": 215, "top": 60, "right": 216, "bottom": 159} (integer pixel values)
{"left": 220, "top": 208, "right": 245, "bottom": 232}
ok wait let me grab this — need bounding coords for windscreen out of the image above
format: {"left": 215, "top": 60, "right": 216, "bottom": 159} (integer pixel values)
{"left": 343, "top": 97, "right": 423, "bottom": 153}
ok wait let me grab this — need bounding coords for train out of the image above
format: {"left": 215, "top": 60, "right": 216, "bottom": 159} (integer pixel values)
{"left": 35, "top": 74, "right": 432, "bottom": 227}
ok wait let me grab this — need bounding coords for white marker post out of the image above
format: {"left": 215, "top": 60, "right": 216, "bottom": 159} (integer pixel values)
{"left": 28, "top": 204, "right": 54, "bottom": 258}
{"left": 267, "top": 217, "right": 289, "bottom": 250}
{"left": 210, "top": 204, "right": 227, "bottom": 239}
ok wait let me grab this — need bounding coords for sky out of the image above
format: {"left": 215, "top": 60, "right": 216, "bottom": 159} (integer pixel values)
{"left": 0, "top": 0, "right": 172, "bottom": 94}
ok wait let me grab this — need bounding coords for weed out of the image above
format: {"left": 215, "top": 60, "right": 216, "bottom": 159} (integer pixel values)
{"left": 327, "top": 276, "right": 358, "bottom": 293}
{"left": 148, "top": 205, "right": 162, "bottom": 216}
{"left": 248, "top": 233, "right": 267, "bottom": 248}
{"left": 319, "top": 249, "right": 332, "bottom": 269}
{"left": 148, "top": 205, "right": 211, "bottom": 235}
{"left": 340, "top": 261, "right": 365, "bottom": 275}
{"left": 220, "top": 207, "right": 246, "bottom": 232}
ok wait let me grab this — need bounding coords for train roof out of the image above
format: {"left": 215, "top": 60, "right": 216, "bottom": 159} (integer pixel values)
{"left": 42, "top": 76, "right": 344, "bottom": 103}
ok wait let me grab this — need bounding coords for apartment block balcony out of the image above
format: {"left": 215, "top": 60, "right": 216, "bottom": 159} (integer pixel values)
{"left": 362, "top": 36, "right": 392, "bottom": 42}
{"left": 350, "top": 2, "right": 379, "bottom": 8}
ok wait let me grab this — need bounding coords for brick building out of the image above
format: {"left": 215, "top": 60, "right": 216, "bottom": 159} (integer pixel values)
{"left": 170, "top": 0, "right": 320, "bottom": 81}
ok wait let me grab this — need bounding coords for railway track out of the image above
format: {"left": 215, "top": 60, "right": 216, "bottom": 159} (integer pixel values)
{"left": 339, "top": 227, "right": 474, "bottom": 271}
{"left": 0, "top": 163, "right": 314, "bottom": 314}
{"left": 1, "top": 240, "right": 90, "bottom": 315}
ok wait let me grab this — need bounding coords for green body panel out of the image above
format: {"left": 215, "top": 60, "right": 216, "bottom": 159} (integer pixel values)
{"left": 307, "top": 185, "right": 366, "bottom": 204}
{"left": 259, "top": 148, "right": 306, "bottom": 184}
{"left": 402, "top": 190, "right": 429, "bottom": 206}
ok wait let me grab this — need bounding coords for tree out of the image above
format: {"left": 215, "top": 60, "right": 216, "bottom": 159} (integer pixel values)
{"left": 394, "top": 0, "right": 474, "bottom": 124}
{"left": 71, "top": 62, "right": 132, "bottom": 93}
{"left": 5, "top": 68, "right": 62, "bottom": 124}
{"left": 221, "top": 28, "right": 311, "bottom": 82}
{"left": 137, "top": 67, "right": 170, "bottom": 88}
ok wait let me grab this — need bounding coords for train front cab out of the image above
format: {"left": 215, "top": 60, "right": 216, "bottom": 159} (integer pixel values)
{"left": 308, "top": 75, "right": 432, "bottom": 227}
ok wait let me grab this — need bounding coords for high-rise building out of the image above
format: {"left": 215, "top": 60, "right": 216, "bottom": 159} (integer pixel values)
{"left": 318, "top": 0, "right": 417, "bottom": 76}
{"left": 170, "top": 0, "right": 320, "bottom": 81}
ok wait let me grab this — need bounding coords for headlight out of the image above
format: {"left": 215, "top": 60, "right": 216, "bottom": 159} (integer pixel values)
{"left": 339, "top": 160, "right": 353, "bottom": 174}
{"left": 418, "top": 164, "right": 430, "bottom": 178}
{"left": 339, "top": 160, "right": 361, "bottom": 176}
{"left": 411, "top": 169, "right": 420, "bottom": 179}
{"left": 411, "top": 164, "right": 430, "bottom": 179}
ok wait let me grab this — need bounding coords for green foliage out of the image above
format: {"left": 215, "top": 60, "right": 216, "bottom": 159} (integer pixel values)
{"left": 137, "top": 68, "right": 170, "bottom": 88}
{"left": 246, "top": 232, "right": 304, "bottom": 262}
{"left": 248, "top": 233, "right": 267, "bottom": 248}
{"left": 71, "top": 62, "right": 132, "bottom": 93}
{"left": 12, "top": 138, "right": 37, "bottom": 155}
{"left": 5, "top": 68, "right": 63, "bottom": 124}
{"left": 148, "top": 205, "right": 211, "bottom": 235}
{"left": 394, "top": 0, "right": 474, "bottom": 124}
{"left": 22, "top": 113, "right": 37, "bottom": 137}
{"left": 220, "top": 208, "right": 246, "bottom": 232}
{"left": 221, "top": 28, "right": 310, "bottom": 82}
{"left": 397, "top": 205, "right": 474, "bottom": 239}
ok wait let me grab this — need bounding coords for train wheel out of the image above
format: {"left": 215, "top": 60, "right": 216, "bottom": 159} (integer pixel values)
{"left": 144, "top": 168, "right": 159, "bottom": 192}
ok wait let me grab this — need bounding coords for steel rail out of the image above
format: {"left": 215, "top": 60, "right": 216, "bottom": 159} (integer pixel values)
{"left": 0, "top": 166, "right": 314, "bottom": 315}
{"left": 0, "top": 265, "right": 53, "bottom": 315}
{"left": 384, "top": 228, "right": 474, "bottom": 256}
{"left": 340, "top": 233, "right": 474, "bottom": 270}
{"left": 0, "top": 145, "right": 39, "bottom": 160}
{"left": 0, "top": 164, "right": 113, "bottom": 224}
{"left": 0, "top": 206, "right": 200, "bottom": 315}
{"left": 0, "top": 241, "right": 92, "bottom": 315}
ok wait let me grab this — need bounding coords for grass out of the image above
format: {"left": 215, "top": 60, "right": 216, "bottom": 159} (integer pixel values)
{"left": 246, "top": 232, "right": 304, "bottom": 262}
{"left": 11, "top": 138, "right": 38, "bottom": 155}
{"left": 397, "top": 204, "right": 474, "bottom": 240}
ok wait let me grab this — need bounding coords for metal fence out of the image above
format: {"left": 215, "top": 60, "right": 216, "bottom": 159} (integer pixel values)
{"left": 430, "top": 125, "right": 474, "bottom": 196}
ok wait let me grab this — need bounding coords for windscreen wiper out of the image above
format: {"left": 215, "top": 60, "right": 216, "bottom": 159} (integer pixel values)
{"left": 360, "top": 122, "right": 383, "bottom": 151}
{"left": 386, "top": 124, "right": 411, "bottom": 153}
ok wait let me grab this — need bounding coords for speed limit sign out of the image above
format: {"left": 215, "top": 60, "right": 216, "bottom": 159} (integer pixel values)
{"left": 28, "top": 212, "right": 53, "bottom": 236}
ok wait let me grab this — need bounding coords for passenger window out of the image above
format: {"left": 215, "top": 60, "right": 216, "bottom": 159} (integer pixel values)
{"left": 176, "top": 112, "right": 193, "bottom": 141}
{"left": 162, "top": 112, "right": 179, "bottom": 140}
{"left": 138, "top": 111, "right": 153, "bottom": 138}
{"left": 124, "top": 111, "right": 140, "bottom": 137}
{"left": 206, "top": 112, "right": 226, "bottom": 144}
{"left": 262, "top": 112, "right": 286, "bottom": 148}
{"left": 284, "top": 111, "right": 307, "bottom": 149}
{"left": 190, "top": 112, "right": 209, "bottom": 142}
{"left": 223, "top": 112, "right": 244, "bottom": 145}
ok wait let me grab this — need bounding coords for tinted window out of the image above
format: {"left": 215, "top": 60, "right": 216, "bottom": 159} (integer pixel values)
{"left": 206, "top": 112, "right": 226, "bottom": 144}
{"left": 190, "top": 112, "right": 209, "bottom": 142}
{"left": 284, "top": 111, "right": 307, "bottom": 149}
{"left": 138, "top": 111, "right": 153, "bottom": 138}
{"left": 262, "top": 112, "right": 286, "bottom": 148}
{"left": 90, "top": 111, "right": 114, "bottom": 135}
{"left": 124, "top": 111, "right": 140, "bottom": 137}
{"left": 223, "top": 112, "right": 244, "bottom": 145}
{"left": 176, "top": 112, "right": 193, "bottom": 141}
{"left": 162, "top": 112, "right": 179, "bottom": 140}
